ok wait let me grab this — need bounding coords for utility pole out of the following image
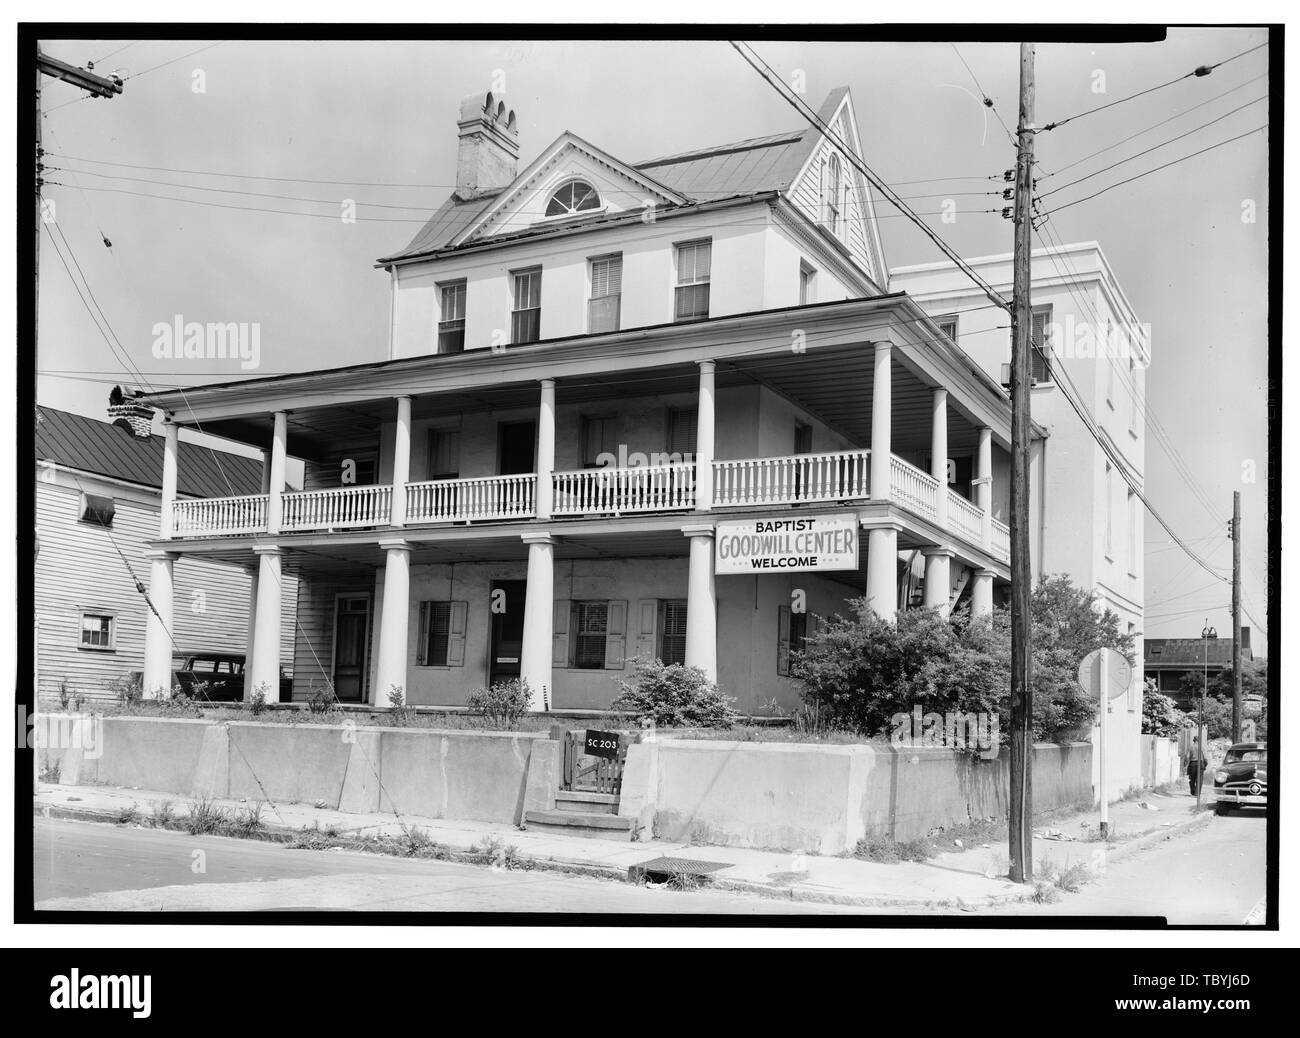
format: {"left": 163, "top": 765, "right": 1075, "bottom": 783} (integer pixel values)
{"left": 1231, "top": 491, "right": 1242, "bottom": 742}
{"left": 1008, "top": 41, "right": 1035, "bottom": 884}
{"left": 34, "top": 48, "right": 123, "bottom": 348}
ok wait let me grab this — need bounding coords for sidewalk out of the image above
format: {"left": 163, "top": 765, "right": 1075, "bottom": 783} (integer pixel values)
{"left": 31, "top": 782, "right": 1208, "bottom": 910}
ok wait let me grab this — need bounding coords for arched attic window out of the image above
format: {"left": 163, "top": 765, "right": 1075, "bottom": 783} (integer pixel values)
{"left": 825, "top": 153, "right": 843, "bottom": 236}
{"left": 546, "top": 179, "right": 601, "bottom": 218}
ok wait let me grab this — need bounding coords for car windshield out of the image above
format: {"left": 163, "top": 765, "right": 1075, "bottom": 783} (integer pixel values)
{"left": 1224, "top": 748, "right": 1266, "bottom": 763}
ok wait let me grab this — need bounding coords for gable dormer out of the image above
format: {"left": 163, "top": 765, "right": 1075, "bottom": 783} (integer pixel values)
{"left": 785, "top": 89, "right": 888, "bottom": 288}
{"left": 449, "top": 132, "right": 687, "bottom": 246}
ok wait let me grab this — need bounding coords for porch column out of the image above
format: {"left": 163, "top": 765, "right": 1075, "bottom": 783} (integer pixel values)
{"left": 694, "top": 360, "right": 715, "bottom": 512}
{"left": 870, "top": 343, "right": 892, "bottom": 501}
{"left": 535, "top": 379, "right": 555, "bottom": 520}
{"left": 519, "top": 533, "right": 555, "bottom": 711}
{"left": 865, "top": 522, "right": 898, "bottom": 622}
{"left": 248, "top": 545, "right": 282, "bottom": 703}
{"left": 266, "top": 411, "right": 288, "bottom": 535}
{"left": 142, "top": 549, "right": 177, "bottom": 697}
{"left": 682, "top": 524, "right": 717, "bottom": 681}
{"left": 244, "top": 563, "right": 259, "bottom": 674}
{"left": 159, "top": 423, "right": 178, "bottom": 538}
{"left": 976, "top": 426, "right": 993, "bottom": 548}
{"left": 373, "top": 538, "right": 412, "bottom": 706}
{"left": 922, "top": 547, "right": 954, "bottom": 617}
{"left": 931, "top": 388, "right": 949, "bottom": 531}
{"left": 971, "top": 568, "right": 995, "bottom": 618}
{"left": 390, "top": 396, "right": 412, "bottom": 526}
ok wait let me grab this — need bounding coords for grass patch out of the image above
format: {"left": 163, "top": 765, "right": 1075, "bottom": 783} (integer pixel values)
{"left": 851, "top": 834, "right": 934, "bottom": 864}
{"left": 115, "top": 803, "right": 140, "bottom": 826}
{"left": 184, "top": 797, "right": 232, "bottom": 835}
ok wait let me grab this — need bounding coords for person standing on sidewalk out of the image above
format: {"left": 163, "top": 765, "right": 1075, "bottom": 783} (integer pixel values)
{"left": 1187, "top": 738, "right": 1208, "bottom": 796}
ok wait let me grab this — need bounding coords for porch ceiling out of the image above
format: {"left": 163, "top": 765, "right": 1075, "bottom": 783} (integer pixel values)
{"left": 193, "top": 341, "right": 985, "bottom": 461}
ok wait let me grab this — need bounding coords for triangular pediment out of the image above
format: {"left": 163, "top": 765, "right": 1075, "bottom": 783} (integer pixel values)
{"left": 787, "top": 90, "right": 889, "bottom": 288}
{"left": 452, "top": 133, "right": 688, "bottom": 246}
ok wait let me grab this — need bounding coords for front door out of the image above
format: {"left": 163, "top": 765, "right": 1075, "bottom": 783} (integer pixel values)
{"left": 498, "top": 421, "right": 536, "bottom": 475}
{"left": 332, "top": 595, "right": 370, "bottom": 702}
{"left": 489, "top": 580, "right": 527, "bottom": 687}
{"left": 793, "top": 422, "right": 814, "bottom": 499}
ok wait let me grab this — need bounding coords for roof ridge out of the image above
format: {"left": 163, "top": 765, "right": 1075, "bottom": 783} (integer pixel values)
{"left": 635, "top": 128, "right": 807, "bottom": 169}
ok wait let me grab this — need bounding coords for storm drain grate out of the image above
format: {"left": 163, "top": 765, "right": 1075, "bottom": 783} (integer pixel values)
{"left": 628, "top": 856, "right": 733, "bottom": 885}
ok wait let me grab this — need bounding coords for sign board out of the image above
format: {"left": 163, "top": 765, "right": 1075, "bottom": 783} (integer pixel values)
{"left": 714, "top": 513, "right": 859, "bottom": 575}
{"left": 584, "top": 729, "right": 621, "bottom": 760}
{"left": 1077, "top": 647, "right": 1132, "bottom": 701}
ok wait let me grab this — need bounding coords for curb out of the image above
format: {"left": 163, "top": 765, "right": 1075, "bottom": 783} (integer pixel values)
{"left": 34, "top": 800, "right": 1022, "bottom": 911}
{"left": 1098, "top": 808, "right": 1214, "bottom": 866}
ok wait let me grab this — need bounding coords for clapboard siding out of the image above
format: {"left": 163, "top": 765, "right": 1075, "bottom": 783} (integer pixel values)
{"left": 302, "top": 439, "right": 383, "bottom": 492}
{"left": 291, "top": 572, "right": 375, "bottom": 701}
{"left": 787, "top": 114, "right": 876, "bottom": 282}
{"left": 35, "top": 477, "right": 297, "bottom": 701}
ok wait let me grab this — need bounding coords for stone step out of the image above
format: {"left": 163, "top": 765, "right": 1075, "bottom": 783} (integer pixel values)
{"left": 555, "top": 790, "right": 620, "bottom": 815}
{"left": 523, "top": 809, "right": 634, "bottom": 841}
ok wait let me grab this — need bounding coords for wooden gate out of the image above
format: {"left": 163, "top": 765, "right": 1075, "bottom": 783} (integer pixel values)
{"left": 553, "top": 727, "right": 636, "bottom": 795}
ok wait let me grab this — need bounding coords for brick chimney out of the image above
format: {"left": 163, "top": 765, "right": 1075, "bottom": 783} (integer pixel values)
{"left": 107, "top": 385, "right": 155, "bottom": 439}
{"left": 454, "top": 90, "right": 519, "bottom": 201}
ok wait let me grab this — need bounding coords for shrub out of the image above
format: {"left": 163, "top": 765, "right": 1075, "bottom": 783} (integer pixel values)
{"left": 185, "top": 797, "right": 230, "bottom": 836}
{"left": 611, "top": 658, "right": 737, "bottom": 728}
{"left": 111, "top": 673, "right": 143, "bottom": 707}
{"left": 248, "top": 684, "right": 269, "bottom": 717}
{"left": 387, "top": 685, "right": 414, "bottom": 726}
{"left": 1141, "top": 683, "right": 1183, "bottom": 736}
{"left": 307, "top": 685, "right": 341, "bottom": 715}
{"left": 466, "top": 678, "right": 533, "bottom": 729}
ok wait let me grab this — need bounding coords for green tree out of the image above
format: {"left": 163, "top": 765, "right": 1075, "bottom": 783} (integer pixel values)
{"left": 1141, "top": 679, "right": 1183, "bottom": 737}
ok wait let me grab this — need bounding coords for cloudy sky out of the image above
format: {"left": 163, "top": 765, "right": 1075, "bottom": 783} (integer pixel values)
{"left": 35, "top": 29, "right": 1270, "bottom": 645}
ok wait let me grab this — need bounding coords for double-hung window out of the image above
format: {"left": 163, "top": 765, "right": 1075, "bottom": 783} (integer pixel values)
{"left": 511, "top": 267, "right": 542, "bottom": 344}
{"left": 79, "top": 612, "right": 114, "bottom": 651}
{"left": 588, "top": 254, "right": 622, "bottom": 333}
{"left": 571, "top": 601, "right": 609, "bottom": 669}
{"left": 437, "top": 281, "right": 466, "bottom": 354}
{"left": 674, "top": 240, "right": 711, "bottom": 322}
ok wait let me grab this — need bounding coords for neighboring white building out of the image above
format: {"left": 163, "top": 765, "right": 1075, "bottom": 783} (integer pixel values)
{"left": 891, "top": 244, "right": 1149, "bottom": 797}
{"left": 125, "top": 88, "right": 1039, "bottom": 726}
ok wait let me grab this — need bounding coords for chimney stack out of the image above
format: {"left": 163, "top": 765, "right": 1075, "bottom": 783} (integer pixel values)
{"left": 455, "top": 91, "right": 519, "bottom": 201}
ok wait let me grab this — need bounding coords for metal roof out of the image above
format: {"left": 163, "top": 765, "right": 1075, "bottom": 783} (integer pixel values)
{"left": 35, "top": 405, "right": 263, "bottom": 498}
{"left": 378, "top": 89, "right": 851, "bottom": 265}
{"left": 1144, "top": 638, "right": 1252, "bottom": 668}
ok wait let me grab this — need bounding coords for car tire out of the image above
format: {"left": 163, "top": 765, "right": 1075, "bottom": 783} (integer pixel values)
{"left": 1214, "top": 803, "right": 1229, "bottom": 816}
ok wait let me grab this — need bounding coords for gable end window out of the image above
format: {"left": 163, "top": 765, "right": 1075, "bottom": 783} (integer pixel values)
{"left": 825, "top": 153, "right": 843, "bottom": 236}
{"left": 546, "top": 180, "right": 600, "bottom": 218}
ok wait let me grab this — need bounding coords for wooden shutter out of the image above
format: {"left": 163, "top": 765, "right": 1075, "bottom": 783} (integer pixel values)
{"left": 777, "top": 606, "right": 791, "bottom": 676}
{"left": 447, "top": 601, "right": 467, "bottom": 666}
{"left": 635, "top": 599, "right": 659, "bottom": 659}
{"left": 416, "top": 602, "right": 429, "bottom": 666}
{"left": 552, "top": 599, "right": 571, "bottom": 667}
{"left": 604, "top": 600, "right": 628, "bottom": 669}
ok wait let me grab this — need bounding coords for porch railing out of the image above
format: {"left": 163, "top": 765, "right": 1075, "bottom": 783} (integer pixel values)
{"left": 991, "top": 519, "right": 1011, "bottom": 563}
{"left": 712, "top": 448, "right": 870, "bottom": 507}
{"left": 552, "top": 462, "right": 696, "bottom": 515}
{"left": 281, "top": 485, "right": 392, "bottom": 531}
{"left": 406, "top": 474, "right": 536, "bottom": 523}
{"left": 172, "top": 494, "right": 269, "bottom": 537}
{"left": 947, "top": 489, "right": 985, "bottom": 546}
{"left": 888, "top": 455, "right": 940, "bottom": 522}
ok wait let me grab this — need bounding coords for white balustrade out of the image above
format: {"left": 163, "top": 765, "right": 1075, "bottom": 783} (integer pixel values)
{"left": 281, "top": 485, "right": 392, "bottom": 531}
{"left": 947, "top": 489, "right": 985, "bottom": 546}
{"left": 552, "top": 463, "right": 695, "bottom": 515}
{"left": 406, "top": 474, "right": 536, "bottom": 523}
{"left": 171, "top": 495, "right": 268, "bottom": 537}
{"left": 888, "top": 455, "right": 940, "bottom": 522}
{"left": 991, "top": 519, "right": 1011, "bottom": 563}
{"left": 712, "top": 449, "right": 871, "bottom": 508}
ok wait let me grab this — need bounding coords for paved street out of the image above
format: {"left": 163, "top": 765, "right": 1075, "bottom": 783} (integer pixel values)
{"left": 32, "top": 818, "right": 863, "bottom": 914}
{"left": 1011, "top": 809, "right": 1267, "bottom": 924}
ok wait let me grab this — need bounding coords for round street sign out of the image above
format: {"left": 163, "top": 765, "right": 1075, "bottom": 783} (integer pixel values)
{"left": 1077, "top": 647, "right": 1132, "bottom": 701}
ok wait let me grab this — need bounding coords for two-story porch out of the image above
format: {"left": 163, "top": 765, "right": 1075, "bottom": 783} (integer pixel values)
{"left": 133, "top": 296, "right": 1037, "bottom": 713}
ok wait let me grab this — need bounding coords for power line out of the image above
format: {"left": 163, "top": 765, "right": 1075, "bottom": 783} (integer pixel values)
{"left": 123, "top": 41, "right": 224, "bottom": 81}
{"left": 1038, "top": 124, "right": 1268, "bottom": 219}
{"left": 729, "top": 40, "right": 1010, "bottom": 314}
{"left": 1039, "top": 95, "right": 1267, "bottom": 201}
{"left": 1042, "top": 70, "right": 1269, "bottom": 178}
{"left": 951, "top": 44, "right": 1017, "bottom": 147}
{"left": 1041, "top": 40, "right": 1268, "bottom": 132}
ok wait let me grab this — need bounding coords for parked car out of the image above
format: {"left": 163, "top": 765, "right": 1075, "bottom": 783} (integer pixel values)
{"left": 1212, "top": 742, "right": 1267, "bottom": 815}
{"left": 132, "top": 652, "right": 293, "bottom": 703}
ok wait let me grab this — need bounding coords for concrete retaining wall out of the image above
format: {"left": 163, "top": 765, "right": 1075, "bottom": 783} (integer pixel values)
{"left": 1140, "top": 735, "right": 1180, "bottom": 788}
{"left": 620, "top": 739, "right": 1094, "bottom": 854}
{"left": 44, "top": 714, "right": 545, "bottom": 825}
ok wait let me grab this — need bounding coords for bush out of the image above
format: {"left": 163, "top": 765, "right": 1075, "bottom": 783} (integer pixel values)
{"left": 611, "top": 658, "right": 737, "bottom": 728}
{"left": 248, "top": 684, "right": 269, "bottom": 716}
{"left": 466, "top": 678, "right": 533, "bottom": 729}
{"left": 1142, "top": 682, "right": 1184, "bottom": 736}
{"left": 111, "top": 673, "right": 143, "bottom": 707}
